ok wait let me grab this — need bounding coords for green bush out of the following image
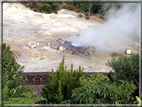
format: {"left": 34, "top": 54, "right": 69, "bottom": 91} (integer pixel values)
{"left": 70, "top": 74, "right": 137, "bottom": 104}
{"left": 61, "top": 3, "right": 72, "bottom": 9}
{"left": 106, "top": 53, "right": 139, "bottom": 88}
{"left": 61, "top": 2, "right": 121, "bottom": 20}
{"left": 40, "top": 2, "right": 59, "bottom": 14}
{"left": 41, "top": 55, "right": 86, "bottom": 104}
{"left": 2, "top": 43, "right": 46, "bottom": 104}
{"left": 2, "top": 43, "right": 28, "bottom": 97}
{"left": 86, "top": 16, "right": 90, "bottom": 19}
{"left": 98, "top": 3, "right": 121, "bottom": 20}
{"left": 3, "top": 86, "right": 46, "bottom": 104}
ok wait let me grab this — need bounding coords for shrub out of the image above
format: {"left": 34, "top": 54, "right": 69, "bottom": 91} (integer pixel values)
{"left": 85, "top": 11, "right": 94, "bottom": 17}
{"left": 41, "top": 55, "right": 86, "bottom": 104}
{"left": 71, "top": 2, "right": 104, "bottom": 15}
{"left": 68, "top": 6, "right": 74, "bottom": 10}
{"left": 70, "top": 74, "right": 137, "bottom": 104}
{"left": 90, "top": 13, "right": 94, "bottom": 16}
{"left": 2, "top": 43, "right": 46, "bottom": 104}
{"left": 106, "top": 53, "right": 139, "bottom": 88}
{"left": 98, "top": 3, "right": 121, "bottom": 20}
{"left": 2, "top": 43, "right": 27, "bottom": 96}
{"left": 40, "top": 2, "right": 59, "bottom": 14}
{"left": 85, "top": 11, "right": 88, "bottom": 16}
{"left": 86, "top": 16, "right": 90, "bottom": 19}
{"left": 78, "top": 13, "right": 84, "bottom": 18}
{"left": 76, "top": 9, "right": 85, "bottom": 13}
{"left": 3, "top": 86, "right": 46, "bottom": 104}
{"left": 71, "top": 2, "right": 93, "bottom": 13}
{"left": 61, "top": 3, "right": 72, "bottom": 9}
{"left": 106, "top": 51, "right": 140, "bottom": 101}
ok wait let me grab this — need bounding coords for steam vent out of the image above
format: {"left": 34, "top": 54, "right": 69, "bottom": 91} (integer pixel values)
{"left": 49, "top": 34, "right": 95, "bottom": 56}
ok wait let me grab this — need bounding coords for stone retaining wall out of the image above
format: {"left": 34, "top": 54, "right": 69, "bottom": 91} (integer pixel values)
{"left": 21, "top": 72, "right": 109, "bottom": 85}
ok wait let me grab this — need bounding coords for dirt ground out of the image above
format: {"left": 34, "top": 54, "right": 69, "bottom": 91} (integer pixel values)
{"left": 3, "top": 3, "right": 128, "bottom": 73}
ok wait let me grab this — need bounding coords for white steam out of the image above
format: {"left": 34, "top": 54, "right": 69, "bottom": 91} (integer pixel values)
{"left": 69, "top": 3, "right": 140, "bottom": 54}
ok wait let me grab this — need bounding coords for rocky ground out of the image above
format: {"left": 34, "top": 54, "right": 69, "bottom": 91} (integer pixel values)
{"left": 3, "top": 3, "right": 126, "bottom": 73}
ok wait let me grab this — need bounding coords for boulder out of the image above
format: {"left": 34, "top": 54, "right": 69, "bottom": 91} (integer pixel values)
{"left": 50, "top": 15, "right": 57, "bottom": 19}
{"left": 33, "top": 13, "right": 44, "bottom": 19}
{"left": 50, "top": 42, "right": 60, "bottom": 49}
{"left": 77, "top": 13, "right": 84, "bottom": 18}
{"left": 28, "top": 42, "right": 39, "bottom": 49}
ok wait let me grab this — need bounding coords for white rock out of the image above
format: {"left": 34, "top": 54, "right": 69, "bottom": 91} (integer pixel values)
{"left": 28, "top": 42, "right": 39, "bottom": 49}
{"left": 59, "top": 46, "right": 65, "bottom": 51}
{"left": 31, "top": 45, "right": 36, "bottom": 49}
{"left": 36, "top": 43, "right": 39, "bottom": 47}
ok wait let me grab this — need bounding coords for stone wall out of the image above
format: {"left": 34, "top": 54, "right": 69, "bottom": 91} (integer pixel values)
{"left": 21, "top": 72, "right": 109, "bottom": 85}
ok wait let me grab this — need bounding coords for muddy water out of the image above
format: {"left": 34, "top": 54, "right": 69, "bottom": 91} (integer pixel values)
{"left": 3, "top": 3, "right": 113, "bottom": 73}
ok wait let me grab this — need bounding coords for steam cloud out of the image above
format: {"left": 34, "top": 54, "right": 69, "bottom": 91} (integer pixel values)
{"left": 69, "top": 3, "right": 140, "bottom": 54}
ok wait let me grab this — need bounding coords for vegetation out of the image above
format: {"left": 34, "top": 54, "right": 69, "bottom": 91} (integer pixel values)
{"left": 40, "top": 2, "right": 59, "bottom": 14}
{"left": 105, "top": 43, "right": 140, "bottom": 104}
{"left": 61, "top": 3, "right": 72, "bottom": 9}
{"left": 41, "top": 55, "right": 86, "bottom": 104}
{"left": 36, "top": 2, "right": 121, "bottom": 20}
{"left": 86, "top": 16, "right": 90, "bottom": 19}
{"left": 3, "top": 86, "right": 46, "bottom": 104}
{"left": 69, "top": 74, "right": 137, "bottom": 104}
{"left": 62, "top": 2, "right": 102, "bottom": 14}
{"left": 106, "top": 53, "right": 139, "bottom": 96}
{"left": 2, "top": 43, "right": 46, "bottom": 104}
{"left": 98, "top": 3, "right": 121, "bottom": 19}
{"left": 61, "top": 2, "right": 121, "bottom": 20}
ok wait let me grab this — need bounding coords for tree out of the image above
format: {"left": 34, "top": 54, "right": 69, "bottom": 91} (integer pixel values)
{"left": 106, "top": 53, "right": 139, "bottom": 92}
{"left": 2, "top": 43, "right": 46, "bottom": 104}
{"left": 41, "top": 55, "right": 86, "bottom": 104}
{"left": 106, "top": 47, "right": 140, "bottom": 101}
{"left": 40, "top": 2, "right": 59, "bottom": 14}
{"left": 70, "top": 74, "right": 137, "bottom": 104}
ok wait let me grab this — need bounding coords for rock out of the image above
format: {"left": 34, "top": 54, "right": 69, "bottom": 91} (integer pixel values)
{"left": 33, "top": 13, "right": 44, "bottom": 19}
{"left": 111, "top": 53, "right": 120, "bottom": 57}
{"left": 77, "top": 13, "right": 84, "bottom": 18}
{"left": 57, "top": 9, "right": 79, "bottom": 17}
{"left": 84, "top": 51, "right": 89, "bottom": 56}
{"left": 50, "top": 42, "right": 60, "bottom": 49}
{"left": 28, "top": 42, "right": 39, "bottom": 49}
{"left": 88, "top": 66, "right": 92, "bottom": 68}
{"left": 47, "top": 42, "right": 50, "bottom": 46}
{"left": 50, "top": 15, "right": 57, "bottom": 19}
{"left": 59, "top": 46, "right": 65, "bottom": 51}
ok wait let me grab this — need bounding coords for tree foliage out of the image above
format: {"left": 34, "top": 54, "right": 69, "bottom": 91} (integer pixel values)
{"left": 70, "top": 74, "right": 137, "bottom": 104}
{"left": 61, "top": 2, "right": 120, "bottom": 20}
{"left": 40, "top": 2, "right": 59, "bottom": 14}
{"left": 2, "top": 43, "right": 46, "bottom": 104}
{"left": 41, "top": 55, "right": 86, "bottom": 104}
{"left": 106, "top": 53, "right": 139, "bottom": 89}
{"left": 106, "top": 43, "right": 140, "bottom": 100}
{"left": 2, "top": 43, "right": 28, "bottom": 97}
{"left": 3, "top": 86, "right": 46, "bottom": 104}
{"left": 98, "top": 3, "right": 121, "bottom": 19}
{"left": 61, "top": 3, "right": 73, "bottom": 9}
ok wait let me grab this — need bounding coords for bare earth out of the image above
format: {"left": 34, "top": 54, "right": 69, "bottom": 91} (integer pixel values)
{"left": 3, "top": 3, "right": 114, "bottom": 73}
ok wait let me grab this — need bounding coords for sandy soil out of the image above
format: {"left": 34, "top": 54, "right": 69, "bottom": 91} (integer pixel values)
{"left": 3, "top": 3, "right": 118, "bottom": 73}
